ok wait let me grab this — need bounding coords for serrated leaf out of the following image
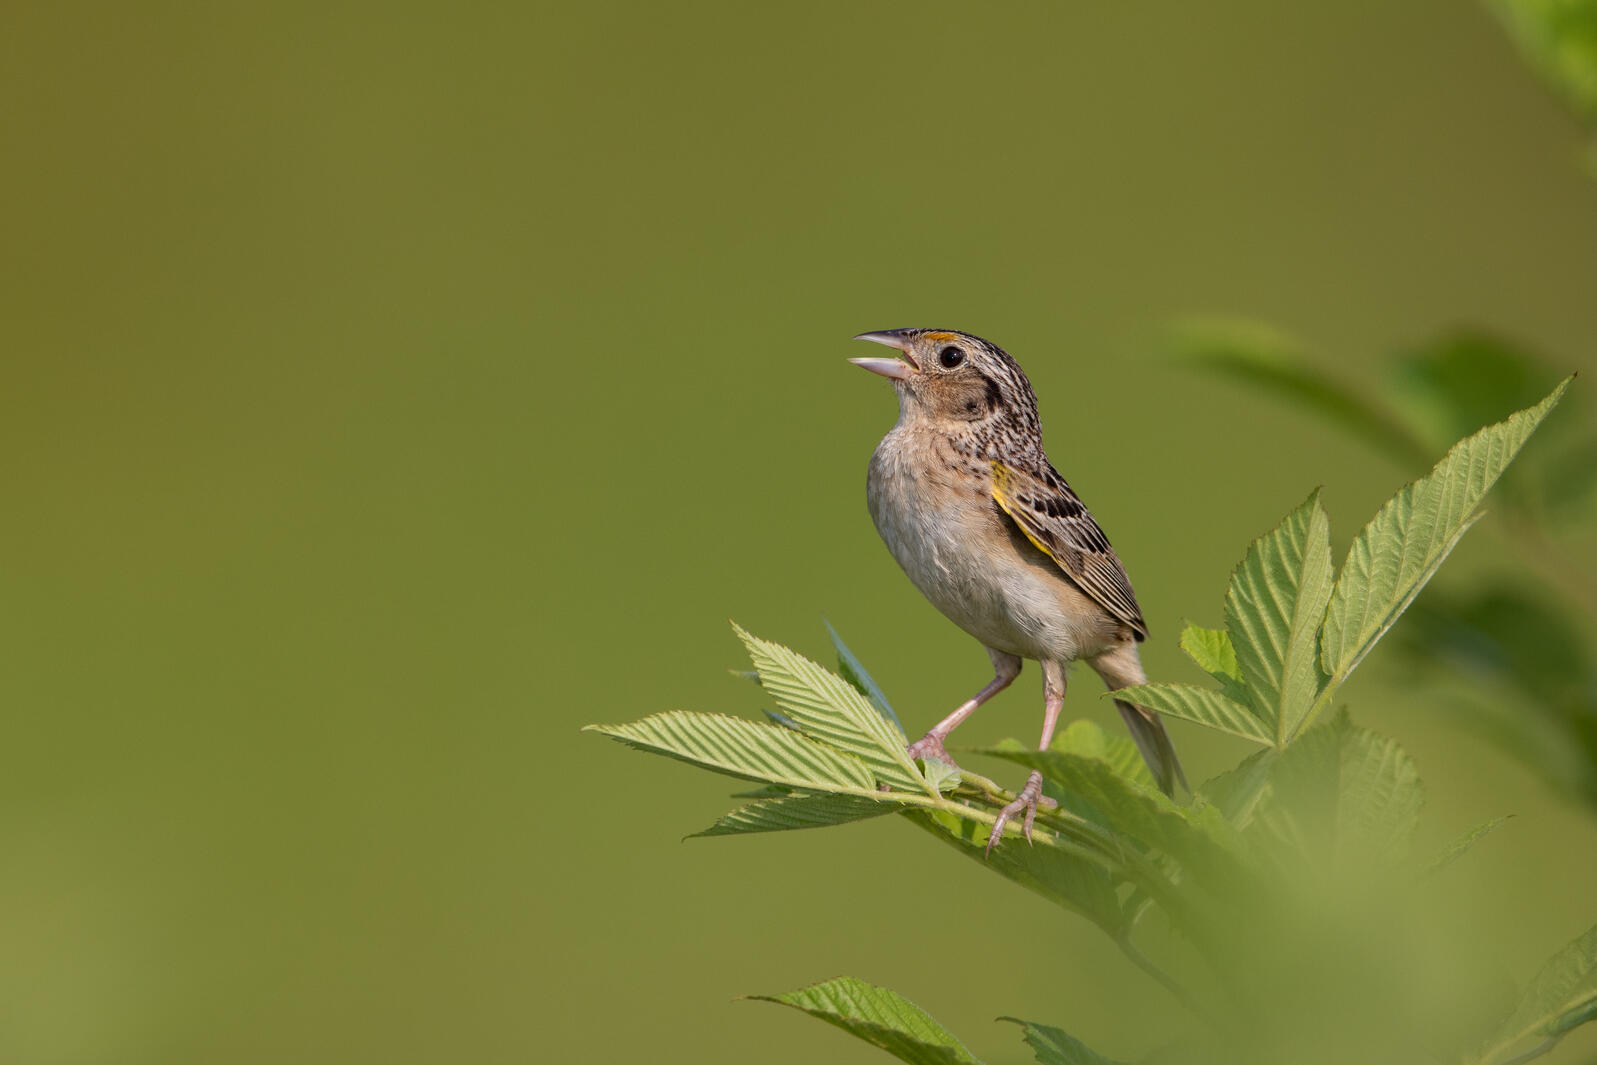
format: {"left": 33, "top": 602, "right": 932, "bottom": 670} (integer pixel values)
{"left": 1319, "top": 380, "right": 1570, "bottom": 696}
{"left": 1334, "top": 725, "right": 1425, "bottom": 861}
{"left": 748, "top": 976, "right": 984, "bottom": 1065}
{"left": 998, "top": 1018, "right": 1126, "bottom": 1065}
{"left": 1477, "top": 924, "right": 1597, "bottom": 1063}
{"left": 583, "top": 711, "right": 877, "bottom": 793}
{"left": 1225, "top": 489, "right": 1334, "bottom": 744}
{"left": 1256, "top": 711, "right": 1424, "bottom": 867}
{"left": 827, "top": 619, "right": 902, "bottom": 731}
{"left": 1199, "top": 747, "right": 1277, "bottom": 829}
{"left": 1426, "top": 816, "right": 1511, "bottom": 875}
{"left": 734, "top": 624, "right": 930, "bottom": 795}
{"left": 980, "top": 748, "right": 1249, "bottom": 899}
{"left": 692, "top": 793, "right": 897, "bottom": 837}
{"left": 902, "top": 807, "right": 1130, "bottom": 938}
{"left": 1113, "top": 683, "right": 1271, "bottom": 745}
{"left": 1049, "top": 719, "right": 1155, "bottom": 788}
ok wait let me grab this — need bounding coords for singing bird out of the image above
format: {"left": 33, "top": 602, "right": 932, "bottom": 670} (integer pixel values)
{"left": 851, "top": 328, "right": 1184, "bottom": 852}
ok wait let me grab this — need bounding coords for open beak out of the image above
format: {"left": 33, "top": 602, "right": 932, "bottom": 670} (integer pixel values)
{"left": 849, "top": 330, "right": 919, "bottom": 380}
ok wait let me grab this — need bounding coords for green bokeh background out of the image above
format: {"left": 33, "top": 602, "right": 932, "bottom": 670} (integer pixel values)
{"left": 3, "top": 2, "right": 1596, "bottom": 1062}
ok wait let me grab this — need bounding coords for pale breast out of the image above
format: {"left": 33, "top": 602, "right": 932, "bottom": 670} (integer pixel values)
{"left": 866, "top": 427, "right": 1117, "bottom": 664}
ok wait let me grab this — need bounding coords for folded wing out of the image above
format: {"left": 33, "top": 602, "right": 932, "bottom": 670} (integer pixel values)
{"left": 990, "top": 460, "right": 1148, "bottom": 641}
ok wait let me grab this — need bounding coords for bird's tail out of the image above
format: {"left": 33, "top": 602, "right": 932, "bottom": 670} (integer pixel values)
{"left": 1115, "top": 699, "right": 1188, "bottom": 797}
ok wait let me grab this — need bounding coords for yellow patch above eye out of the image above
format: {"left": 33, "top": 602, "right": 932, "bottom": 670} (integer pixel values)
{"left": 922, "top": 331, "right": 958, "bottom": 343}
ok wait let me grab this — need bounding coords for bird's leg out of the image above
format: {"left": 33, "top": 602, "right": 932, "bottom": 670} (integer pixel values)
{"left": 907, "top": 648, "right": 1021, "bottom": 768}
{"left": 986, "top": 661, "right": 1066, "bottom": 855}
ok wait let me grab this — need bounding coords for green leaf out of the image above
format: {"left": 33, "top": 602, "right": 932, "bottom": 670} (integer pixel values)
{"left": 915, "top": 807, "right": 1129, "bottom": 930}
{"left": 920, "top": 756, "right": 962, "bottom": 793}
{"left": 1225, "top": 490, "right": 1335, "bottom": 744}
{"left": 998, "top": 1018, "right": 1125, "bottom": 1065}
{"left": 691, "top": 793, "right": 898, "bottom": 837}
{"left": 748, "top": 976, "right": 984, "bottom": 1065}
{"left": 1199, "top": 747, "right": 1278, "bottom": 828}
{"left": 980, "top": 747, "right": 1249, "bottom": 899}
{"left": 1173, "top": 316, "right": 1431, "bottom": 467}
{"left": 902, "top": 807, "right": 1129, "bottom": 937}
{"left": 826, "top": 619, "right": 902, "bottom": 731}
{"left": 1179, "top": 623, "right": 1240, "bottom": 680}
{"left": 1318, "top": 379, "right": 1571, "bottom": 697}
{"left": 1386, "top": 331, "right": 1572, "bottom": 457}
{"left": 1049, "top": 718, "right": 1155, "bottom": 789}
{"left": 1333, "top": 724, "right": 1426, "bottom": 862}
{"left": 1477, "top": 924, "right": 1597, "bottom": 1063}
{"left": 734, "top": 624, "right": 930, "bottom": 795}
{"left": 1178, "top": 623, "right": 1255, "bottom": 708}
{"left": 1487, "top": 0, "right": 1597, "bottom": 125}
{"left": 1112, "top": 683, "right": 1272, "bottom": 745}
{"left": 1426, "top": 816, "right": 1512, "bottom": 875}
{"left": 1255, "top": 711, "right": 1424, "bottom": 867}
{"left": 583, "top": 711, "right": 878, "bottom": 793}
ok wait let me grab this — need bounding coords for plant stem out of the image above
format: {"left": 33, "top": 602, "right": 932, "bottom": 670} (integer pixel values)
{"left": 1494, "top": 1036, "right": 1561, "bottom": 1065}
{"left": 1114, "top": 933, "right": 1206, "bottom": 1019}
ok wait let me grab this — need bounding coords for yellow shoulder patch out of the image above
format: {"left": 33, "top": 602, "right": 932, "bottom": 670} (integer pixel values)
{"left": 989, "top": 461, "right": 1059, "bottom": 563}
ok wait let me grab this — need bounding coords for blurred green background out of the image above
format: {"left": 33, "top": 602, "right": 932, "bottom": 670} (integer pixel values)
{"left": 3, "top": 1, "right": 1596, "bottom": 1062}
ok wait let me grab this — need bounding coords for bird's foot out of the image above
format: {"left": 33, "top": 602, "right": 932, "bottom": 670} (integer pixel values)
{"left": 986, "top": 770, "right": 1052, "bottom": 856}
{"left": 906, "top": 733, "right": 959, "bottom": 770}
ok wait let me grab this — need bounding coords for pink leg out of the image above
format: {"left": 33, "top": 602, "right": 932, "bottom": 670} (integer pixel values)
{"left": 906, "top": 647, "right": 1022, "bottom": 767}
{"left": 987, "top": 660, "right": 1066, "bottom": 855}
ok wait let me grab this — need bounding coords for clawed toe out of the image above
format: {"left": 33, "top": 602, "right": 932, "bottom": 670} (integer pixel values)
{"left": 986, "top": 770, "right": 1046, "bottom": 856}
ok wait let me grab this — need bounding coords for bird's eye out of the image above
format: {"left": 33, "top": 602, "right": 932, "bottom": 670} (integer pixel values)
{"left": 938, "top": 346, "right": 965, "bottom": 368}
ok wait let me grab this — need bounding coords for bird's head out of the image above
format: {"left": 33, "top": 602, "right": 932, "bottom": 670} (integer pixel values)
{"left": 850, "top": 328, "right": 1040, "bottom": 437}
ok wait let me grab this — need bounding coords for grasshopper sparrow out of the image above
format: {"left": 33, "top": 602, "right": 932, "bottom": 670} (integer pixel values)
{"left": 851, "top": 328, "right": 1185, "bottom": 853}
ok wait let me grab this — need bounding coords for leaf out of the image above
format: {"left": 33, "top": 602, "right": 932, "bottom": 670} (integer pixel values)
{"left": 1319, "top": 379, "right": 1571, "bottom": 695}
{"left": 1179, "top": 623, "right": 1240, "bottom": 680}
{"left": 1487, "top": 0, "right": 1597, "bottom": 125}
{"left": 902, "top": 807, "right": 1129, "bottom": 936}
{"left": 1173, "top": 316, "right": 1431, "bottom": 467}
{"left": 1333, "top": 724, "right": 1426, "bottom": 862}
{"left": 998, "top": 1018, "right": 1125, "bottom": 1065}
{"left": 1386, "top": 331, "right": 1572, "bottom": 457}
{"left": 979, "top": 747, "right": 1249, "bottom": 899}
{"left": 1112, "top": 683, "right": 1271, "bottom": 745}
{"left": 1426, "top": 816, "right": 1512, "bottom": 875}
{"left": 920, "top": 756, "right": 962, "bottom": 793}
{"left": 1396, "top": 581, "right": 1597, "bottom": 807}
{"left": 748, "top": 976, "right": 984, "bottom": 1065}
{"left": 1477, "top": 924, "right": 1597, "bottom": 1063}
{"left": 1399, "top": 580, "right": 1593, "bottom": 708}
{"left": 1255, "top": 711, "right": 1424, "bottom": 867}
{"left": 1199, "top": 747, "right": 1278, "bottom": 829}
{"left": 1178, "top": 623, "right": 1255, "bottom": 707}
{"left": 583, "top": 711, "right": 877, "bottom": 793}
{"left": 734, "top": 624, "right": 930, "bottom": 795}
{"left": 827, "top": 619, "right": 903, "bottom": 731}
{"left": 1225, "top": 490, "right": 1335, "bottom": 743}
{"left": 691, "top": 793, "right": 898, "bottom": 837}
{"left": 1049, "top": 718, "right": 1155, "bottom": 789}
